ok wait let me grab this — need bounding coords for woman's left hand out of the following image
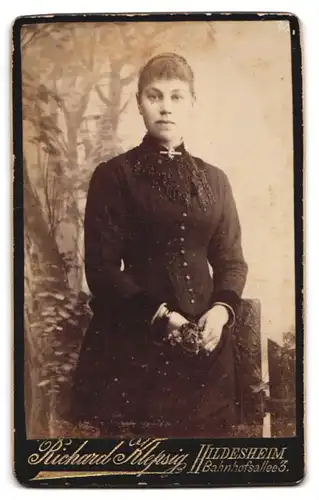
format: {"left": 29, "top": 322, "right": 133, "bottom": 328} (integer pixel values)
{"left": 198, "top": 305, "right": 229, "bottom": 352}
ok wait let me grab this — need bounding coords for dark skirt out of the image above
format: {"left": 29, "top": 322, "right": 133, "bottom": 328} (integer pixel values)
{"left": 70, "top": 312, "right": 241, "bottom": 438}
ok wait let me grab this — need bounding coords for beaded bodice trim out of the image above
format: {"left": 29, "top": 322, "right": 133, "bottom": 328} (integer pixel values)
{"left": 132, "top": 135, "right": 215, "bottom": 210}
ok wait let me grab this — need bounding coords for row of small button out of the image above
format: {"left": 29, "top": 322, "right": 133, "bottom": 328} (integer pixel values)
{"left": 179, "top": 211, "right": 195, "bottom": 305}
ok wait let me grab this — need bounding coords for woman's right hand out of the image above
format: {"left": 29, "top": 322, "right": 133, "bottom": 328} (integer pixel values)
{"left": 167, "top": 312, "right": 189, "bottom": 336}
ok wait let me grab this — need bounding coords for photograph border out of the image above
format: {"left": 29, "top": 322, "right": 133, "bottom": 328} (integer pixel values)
{"left": 12, "top": 10, "right": 304, "bottom": 487}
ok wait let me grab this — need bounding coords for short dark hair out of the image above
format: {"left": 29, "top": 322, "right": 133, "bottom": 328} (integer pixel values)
{"left": 137, "top": 53, "right": 195, "bottom": 97}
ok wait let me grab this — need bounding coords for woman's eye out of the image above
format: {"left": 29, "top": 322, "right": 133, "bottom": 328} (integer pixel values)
{"left": 172, "top": 94, "right": 183, "bottom": 101}
{"left": 148, "top": 94, "right": 159, "bottom": 101}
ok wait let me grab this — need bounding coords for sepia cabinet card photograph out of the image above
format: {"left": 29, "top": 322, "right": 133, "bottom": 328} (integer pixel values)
{"left": 12, "top": 11, "right": 304, "bottom": 487}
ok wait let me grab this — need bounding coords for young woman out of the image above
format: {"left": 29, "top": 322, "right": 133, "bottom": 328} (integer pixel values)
{"left": 71, "top": 53, "right": 248, "bottom": 437}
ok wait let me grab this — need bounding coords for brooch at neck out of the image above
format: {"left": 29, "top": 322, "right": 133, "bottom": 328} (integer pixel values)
{"left": 160, "top": 148, "right": 182, "bottom": 160}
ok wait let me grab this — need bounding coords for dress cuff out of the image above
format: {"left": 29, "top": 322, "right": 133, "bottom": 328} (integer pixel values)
{"left": 151, "top": 302, "right": 169, "bottom": 325}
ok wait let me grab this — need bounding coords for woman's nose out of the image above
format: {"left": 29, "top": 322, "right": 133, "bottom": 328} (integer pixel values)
{"left": 159, "top": 97, "right": 172, "bottom": 114}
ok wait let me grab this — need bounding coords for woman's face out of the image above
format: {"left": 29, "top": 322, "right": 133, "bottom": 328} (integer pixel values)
{"left": 137, "top": 79, "right": 195, "bottom": 146}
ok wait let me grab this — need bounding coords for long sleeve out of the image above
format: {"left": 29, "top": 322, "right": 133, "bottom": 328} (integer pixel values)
{"left": 84, "top": 160, "right": 160, "bottom": 326}
{"left": 207, "top": 172, "right": 248, "bottom": 315}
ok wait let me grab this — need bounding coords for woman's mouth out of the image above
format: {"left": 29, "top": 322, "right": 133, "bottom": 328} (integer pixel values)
{"left": 156, "top": 120, "right": 175, "bottom": 127}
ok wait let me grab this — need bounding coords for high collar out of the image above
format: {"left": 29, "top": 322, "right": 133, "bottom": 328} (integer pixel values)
{"left": 139, "top": 133, "right": 186, "bottom": 157}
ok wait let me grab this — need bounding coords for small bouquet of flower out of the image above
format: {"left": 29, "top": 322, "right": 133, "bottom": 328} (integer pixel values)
{"left": 167, "top": 322, "right": 204, "bottom": 355}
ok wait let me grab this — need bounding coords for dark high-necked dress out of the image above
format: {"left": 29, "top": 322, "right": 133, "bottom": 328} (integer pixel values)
{"left": 71, "top": 134, "right": 248, "bottom": 437}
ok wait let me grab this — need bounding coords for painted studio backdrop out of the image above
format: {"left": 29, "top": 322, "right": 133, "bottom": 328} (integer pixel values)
{"left": 22, "top": 20, "right": 296, "bottom": 438}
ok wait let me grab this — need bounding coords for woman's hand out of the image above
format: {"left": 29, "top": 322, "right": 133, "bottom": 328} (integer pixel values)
{"left": 167, "top": 311, "right": 189, "bottom": 336}
{"left": 198, "top": 305, "right": 229, "bottom": 352}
